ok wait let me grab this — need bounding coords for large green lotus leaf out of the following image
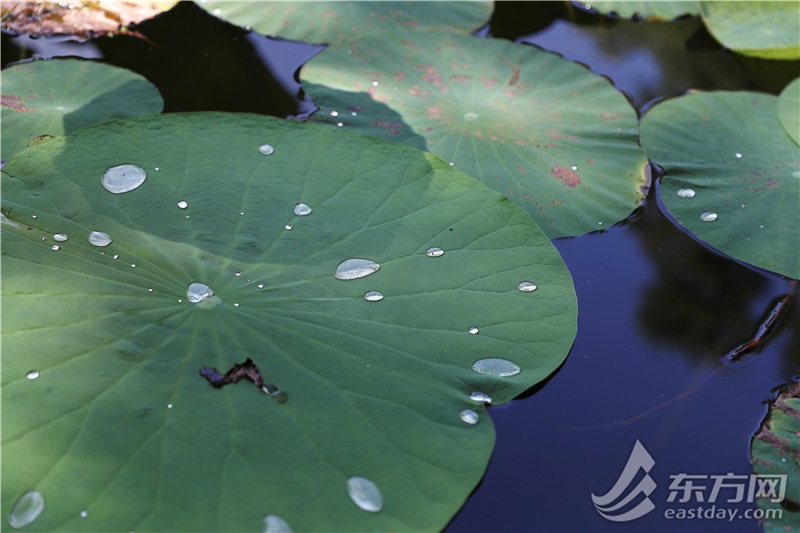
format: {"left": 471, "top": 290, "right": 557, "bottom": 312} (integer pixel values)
{"left": 778, "top": 77, "right": 800, "bottom": 146}
{"left": 699, "top": 1, "right": 800, "bottom": 60}
{"left": 1, "top": 112, "right": 577, "bottom": 532}
{"left": 0, "top": 58, "right": 163, "bottom": 162}
{"left": 198, "top": 1, "right": 492, "bottom": 44}
{"left": 640, "top": 92, "right": 800, "bottom": 279}
{"left": 300, "top": 31, "right": 648, "bottom": 239}
{"left": 586, "top": 1, "right": 698, "bottom": 20}
{"left": 751, "top": 381, "right": 800, "bottom": 532}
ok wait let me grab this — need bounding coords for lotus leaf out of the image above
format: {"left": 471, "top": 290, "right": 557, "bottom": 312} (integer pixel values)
{"left": 586, "top": 1, "right": 698, "bottom": 20}
{"left": 778, "top": 77, "right": 800, "bottom": 146}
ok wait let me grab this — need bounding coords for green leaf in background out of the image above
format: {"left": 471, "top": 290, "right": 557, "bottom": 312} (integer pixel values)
{"left": 699, "top": 1, "right": 800, "bottom": 60}
{"left": 0, "top": 58, "right": 163, "bottom": 162}
{"left": 2, "top": 112, "right": 577, "bottom": 532}
{"left": 301, "top": 31, "right": 648, "bottom": 239}
{"left": 640, "top": 91, "right": 800, "bottom": 279}
{"left": 586, "top": 1, "right": 698, "bottom": 20}
{"left": 198, "top": 0, "right": 492, "bottom": 44}
{"left": 750, "top": 381, "right": 800, "bottom": 533}
{"left": 778, "top": 77, "right": 800, "bottom": 146}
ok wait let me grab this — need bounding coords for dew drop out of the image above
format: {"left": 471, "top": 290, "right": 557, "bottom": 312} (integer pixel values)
{"left": 469, "top": 391, "right": 493, "bottom": 403}
{"left": 463, "top": 112, "right": 478, "bottom": 121}
{"left": 517, "top": 281, "right": 537, "bottom": 292}
{"left": 371, "top": 80, "right": 379, "bottom": 87}
{"left": 336, "top": 122, "right": 344, "bottom": 127}
{"left": 177, "top": 201, "right": 188, "bottom": 209}
{"left": 460, "top": 409, "right": 479, "bottom": 425}
{"left": 293, "top": 203, "right": 312, "bottom": 216}
{"left": 80, "top": 510, "right": 87, "bottom": 518}
{"left": 113, "top": 254, "right": 119, "bottom": 259}
{"left": 351, "top": 111, "right": 358, "bottom": 117}
{"left": 234, "top": 270, "right": 242, "bottom": 277}
{"left": 130, "top": 264, "right": 136, "bottom": 268}
{"left": 88, "top": 231, "right": 112, "bottom": 247}
{"left": 8, "top": 490, "right": 44, "bottom": 529}
{"left": 31, "top": 214, "right": 37, "bottom": 219}
{"left": 735, "top": 152, "right": 743, "bottom": 159}
{"left": 676, "top": 188, "right": 696, "bottom": 198}
{"left": 468, "top": 326, "right": 479, "bottom": 335}
{"left": 186, "top": 282, "right": 214, "bottom": 303}
{"left": 571, "top": 165, "right": 579, "bottom": 171}
{"left": 425, "top": 247, "right": 444, "bottom": 257}
{"left": 258, "top": 144, "right": 275, "bottom": 156}
{"left": 284, "top": 224, "right": 292, "bottom": 230}
{"left": 472, "top": 358, "right": 521, "bottom": 377}
{"left": 102, "top": 164, "right": 146, "bottom": 194}
{"left": 233, "top": 303, "right": 240, "bottom": 307}
{"left": 53, "top": 233, "right": 68, "bottom": 242}
{"left": 330, "top": 110, "right": 339, "bottom": 117}
{"left": 257, "top": 283, "right": 265, "bottom": 289}
{"left": 700, "top": 212, "right": 718, "bottom": 222}
{"left": 346, "top": 476, "right": 383, "bottom": 512}
{"left": 263, "top": 514, "right": 293, "bottom": 533}
{"left": 364, "top": 290, "right": 384, "bottom": 302}
{"left": 167, "top": 403, "right": 173, "bottom": 409}
{"left": 448, "top": 161, "right": 455, "bottom": 166}
{"left": 26, "top": 370, "right": 39, "bottom": 380}
{"left": 148, "top": 288, "right": 153, "bottom": 292}
{"left": 50, "top": 245, "right": 60, "bottom": 251}
{"left": 334, "top": 258, "right": 380, "bottom": 280}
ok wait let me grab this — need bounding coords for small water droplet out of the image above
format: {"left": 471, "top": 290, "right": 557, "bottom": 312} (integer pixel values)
{"left": 425, "top": 247, "right": 444, "bottom": 257}
{"left": 177, "top": 201, "right": 188, "bottom": 209}
{"left": 336, "top": 122, "right": 344, "bottom": 127}
{"left": 88, "top": 231, "right": 112, "bottom": 247}
{"left": 571, "top": 165, "right": 578, "bottom": 171}
{"left": 154, "top": 167, "right": 160, "bottom": 171}
{"left": 468, "top": 326, "right": 479, "bottom": 334}
{"left": 741, "top": 203, "right": 746, "bottom": 208}
{"left": 234, "top": 303, "right": 240, "bottom": 307}
{"left": 53, "top": 233, "right": 68, "bottom": 242}
{"left": 102, "top": 164, "right": 146, "bottom": 194}
{"left": 113, "top": 254, "right": 119, "bottom": 259}
{"left": 371, "top": 80, "right": 379, "bottom": 86}
{"left": 187, "top": 282, "right": 214, "bottom": 303}
{"left": 351, "top": 111, "right": 358, "bottom": 117}
{"left": 364, "top": 290, "right": 384, "bottom": 302}
{"left": 463, "top": 112, "right": 478, "bottom": 121}
{"left": 240, "top": 212, "right": 245, "bottom": 216}
{"left": 257, "top": 283, "right": 265, "bottom": 289}
{"left": 212, "top": 7, "right": 221, "bottom": 15}
{"left": 50, "top": 244, "right": 60, "bottom": 251}
{"left": 130, "top": 264, "right": 136, "bottom": 268}
{"left": 334, "top": 258, "right": 380, "bottom": 280}
{"left": 517, "top": 281, "right": 537, "bottom": 292}
{"left": 469, "top": 391, "right": 492, "bottom": 403}
{"left": 346, "top": 476, "right": 383, "bottom": 512}
{"left": 735, "top": 152, "right": 743, "bottom": 159}
{"left": 460, "top": 409, "right": 479, "bottom": 425}
{"left": 293, "top": 203, "right": 312, "bottom": 216}
{"left": 234, "top": 270, "right": 242, "bottom": 277}
{"left": 259, "top": 144, "right": 275, "bottom": 156}
{"left": 472, "top": 358, "right": 521, "bottom": 377}
{"left": 448, "top": 161, "right": 455, "bottom": 166}
{"left": 263, "top": 514, "right": 293, "bottom": 533}
{"left": 148, "top": 288, "right": 153, "bottom": 292}
{"left": 80, "top": 510, "right": 87, "bottom": 518}
{"left": 330, "top": 110, "right": 339, "bottom": 117}
{"left": 167, "top": 403, "right": 173, "bottom": 409}
{"left": 42, "top": 237, "right": 47, "bottom": 241}
{"left": 8, "top": 490, "right": 45, "bottom": 528}
{"left": 700, "top": 212, "right": 718, "bottom": 222}
{"left": 676, "top": 188, "right": 696, "bottom": 198}
{"left": 31, "top": 214, "right": 37, "bottom": 219}
{"left": 284, "top": 224, "right": 292, "bottom": 230}
{"left": 26, "top": 370, "right": 39, "bottom": 380}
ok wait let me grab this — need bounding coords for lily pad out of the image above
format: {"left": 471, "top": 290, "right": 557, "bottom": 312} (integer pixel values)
{"left": 699, "top": 1, "right": 800, "bottom": 60}
{"left": 640, "top": 91, "right": 800, "bottom": 279}
{"left": 1, "top": 112, "right": 577, "bottom": 532}
{"left": 778, "top": 77, "right": 800, "bottom": 146}
{"left": 1, "top": 58, "right": 163, "bottom": 162}
{"left": 751, "top": 381, "right": 800, "bottom": 532}
{"left": 198, "top": 1, "right": 492, "bottom": 44}
{"left": 585, "top": 1, "right": 698, "bottom": 20}
{"left": 300, "top": 30, "right": 648, "bottom": 239}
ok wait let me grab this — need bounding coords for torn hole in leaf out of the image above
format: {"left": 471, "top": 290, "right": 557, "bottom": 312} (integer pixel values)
{"left": 199, "top": 358, "right": 287, "bottom": 402}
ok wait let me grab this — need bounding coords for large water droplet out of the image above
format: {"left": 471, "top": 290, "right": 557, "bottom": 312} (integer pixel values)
{"left": 26, "top": 370, "right": 39, "bottom": 380}
{"left": 102, "top": 164, "right": 146, "bottom": 194}
{"left": 293, "top": 203, "right": 312, "bottom": 216}
{"left": 468, "top": 326, "right": 479, "bottom": 335}
{"left": 177, "top": 201, "right": 188, "bottom": 209}
{"left": 346, "top": 476, "right": 383, "bottom": 512}
{"left": 334, "top": 259, "right": 380, "bottom": 280}
{"left": 263, "top": 514, "right": 293, "bottom": 533}
{"left": 258, "top": 144, "right": 275, "bottom": 156}
{"left": 53, "top": 233, "right": 68, "bottom": 242}
{"left": 425, "top": 247, "right": 444, "bottom": 257}
{"left": 8, "top": 490, "right": 44, "bottom": 529}
{"left": 472, "top": 358, "right": 521, "bottom": 377}
{"left": 186, "top": 282, "right": 214, "bottom": 303}
{"left": 700, "top": 212, "right": 718, "bottom": 222}
{"left": 676, "top": 188, "right": 696, "bottom": 198}
{"left": 469, "top": 391, "right": 492, "bottom": 404}
{"left": 364, "top": 290, "right": 384, "bottom": 302}
{"left": 460, "top": 409, "right": 479, "bottom": 425}
{"left": 517, "top": 281, "right": 537, "bottom": 292}
{"left": 88, "top": 231, "right": 112, "bottom": 247}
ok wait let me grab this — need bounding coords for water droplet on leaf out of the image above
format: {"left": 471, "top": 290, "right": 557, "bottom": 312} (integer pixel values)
{"left": 187, "top": 282, "right": 214, "bottom": 303}
{"left": 517, "top": 281, "right": 537, "bottom": 292}
{"left": 346, "top": 476, "right": 383, "bottom": 512}
{"left": 234, "top": 270, "right": 242, "bottom": 277}
{"left": 334, "top": 259, "right": 380, "bottom": 280}
{"left": 700, "top": 212, "right": 718, "bottom": 222}
{"left": 8, "top": 491, "right": 44, "bottom": 529}
{"left": 263, "top": 514, "right": 293, "bottom": 533}
{"left": 293, "top": 203, "right": 312, "bottom": 216}
{"left": 460, "top": 409, "right": 479, "bottom": 425}
{"left": 735, "top": 152, "right": 743, "bottom": 159}
{"left": 177, "top": 201, "right": 188, "bottom": 209}
{"left": 50, "top": 245, "right": 60, "bottom": 251}
{"left": 257, "top": 283, "right": 265, "bottom": 289}
{"left": 53, "top": 233, "right": 68, "bottom": 242}
{"left": 425, "top": 247, "right": 444, "bottom": 257}
{"left": 571, "top": 165, "right": 579, "bottom": 171}
{"left": 469, "top": 391, "right": 492, "bottom": 403}
{"left": 330, "top": 110, "right": 339, "bottom": 117}
{"left": 88, "top": 231, "right": 112, "bottom": 247}
{"left": 26, "top": 370, "right": 39, "bottom": 380}
{"left": 80, "top": 510, "right": 87, "bottom": 518}
{"left": 676, "top": 188, "right": 696, "bottom": 198}
{"left": 284, "top": 224, "right": 292, "bottom": 230}
{"left": 259, "top": 144, "right": 275, "bottom": 156}
{"left": 472, "top": 358, "right": 521, "bottom": 377}
{"left": 364, "top": 290, "right": 384, "bottom": 302}
{"left": 468, "top": 326, "right": 479, "bottom": 334}
{"left": 102, "top": 164, "right": 146, "bottom": 194}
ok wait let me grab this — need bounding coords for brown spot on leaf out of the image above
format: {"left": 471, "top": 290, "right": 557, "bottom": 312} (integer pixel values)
{"left": 1, "top": 94, "right": 34, "bottom": 113}
{"left": 600, "top": 111, "right": 622, "bottom": 121}
{"left": 550, "top": 165, "right": 581, "bottom": 187}
{"left": 200, "top": 358, "right": 287, "bottom": 402}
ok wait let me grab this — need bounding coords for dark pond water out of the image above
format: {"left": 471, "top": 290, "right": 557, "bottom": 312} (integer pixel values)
{"left": 3, "top": 2, "right": 797, "bottom": 532}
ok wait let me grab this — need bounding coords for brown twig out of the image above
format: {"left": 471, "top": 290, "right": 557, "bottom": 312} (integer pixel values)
{"left": 727, "top": 279, "right": 798, "bottom": 362}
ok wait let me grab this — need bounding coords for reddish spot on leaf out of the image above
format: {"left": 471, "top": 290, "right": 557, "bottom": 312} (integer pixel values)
{"left": 600, "top": 111, "right": 622, "bottom": 121}
{"left": 551, "top": 199, "right": 563, "bottom": 206}
{"left": 372, "top": 119, "right": 403, "bottom": 136}
{"left": 449, "top": 75, "right": 470, "bottom": 83}
{"left": 395, "top": 71, "right": 405, "bottom": 83}
{"left": 587, "top": 159, "right": 596, "bottom": 165}
{"left": 550, "top": 165, "right": 582, "bottom": 187}
{"left": 480, "top": 75, "right": 497, "bottom": 88}
{"left": 547, "top": 131, "right": 563, "bottom": 140}
{"left": 1, "top": 94, "right": 34, "bottom": 113}
{"left": 426, "top": 107, "right": 442, "bottom": 118}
